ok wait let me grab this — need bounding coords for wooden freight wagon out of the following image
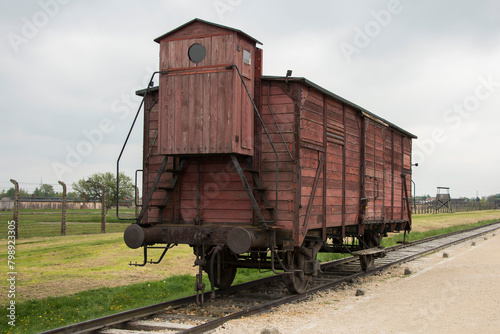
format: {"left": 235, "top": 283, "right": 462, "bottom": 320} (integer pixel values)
{"left": 121, "top": 19, "right": 417, "bottom": 297}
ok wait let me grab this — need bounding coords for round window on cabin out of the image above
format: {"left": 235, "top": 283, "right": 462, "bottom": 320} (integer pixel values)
{"left": 188, "top": 43, "right": 206, "bottom": 63}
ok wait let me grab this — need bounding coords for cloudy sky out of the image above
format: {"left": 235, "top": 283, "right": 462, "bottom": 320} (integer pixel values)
{"left": 1, "top": 0, "right": 499, "bottom": 198}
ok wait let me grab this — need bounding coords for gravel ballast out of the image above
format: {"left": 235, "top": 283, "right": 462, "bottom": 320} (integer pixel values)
{"left": 213, "top": 230, "right": 500, "bottom": 333}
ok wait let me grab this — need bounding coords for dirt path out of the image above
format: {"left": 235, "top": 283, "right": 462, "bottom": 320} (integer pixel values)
{"left": 213, "top": 228, "right": 500, "bottom": 333}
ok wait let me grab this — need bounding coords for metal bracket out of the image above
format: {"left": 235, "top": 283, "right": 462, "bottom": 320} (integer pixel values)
{"left": 129, "top": 244, "right": 174, "bottom": 267}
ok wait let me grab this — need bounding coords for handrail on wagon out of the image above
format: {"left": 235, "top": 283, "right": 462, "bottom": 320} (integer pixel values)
{"left": 228, "top": 64, "right": 279, "bottom": 223}
{"left": 116, "top": 71, "right": 166, "bottom": 222}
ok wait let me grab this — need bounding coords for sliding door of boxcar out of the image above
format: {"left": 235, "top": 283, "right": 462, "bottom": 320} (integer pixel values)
{"left": 382, "top": 129, "right": 412, "bottom": 222}
{"left": 363, "top": 119, "right": 385, "bottom": 222}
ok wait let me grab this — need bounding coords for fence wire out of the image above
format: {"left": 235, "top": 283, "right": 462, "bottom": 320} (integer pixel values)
{"left": 413, "top": 201, "right": 497, "bottom": 214}
{"left": 0, "top": 209, "right": 135, "bottom": 239}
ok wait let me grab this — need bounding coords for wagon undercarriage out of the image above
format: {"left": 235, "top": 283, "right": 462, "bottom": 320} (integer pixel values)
{"left": 125, "top": 217, "right": 410, "bottom": 299}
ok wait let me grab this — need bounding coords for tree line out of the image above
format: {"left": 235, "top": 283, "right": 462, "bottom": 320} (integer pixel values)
{"left": 1, "top": 172, "right": 135, "bottom": 209}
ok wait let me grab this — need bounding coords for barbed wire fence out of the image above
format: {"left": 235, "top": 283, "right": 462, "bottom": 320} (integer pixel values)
{"left": 1, "top": 179, "right": 136, "bottom": 239}
{"left": 413, "top": 200, "right": 497, "bottom": 214}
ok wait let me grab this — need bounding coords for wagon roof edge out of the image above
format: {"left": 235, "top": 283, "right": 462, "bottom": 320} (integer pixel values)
{"left": 154, "top": 18, "right": 263, "bottom": 45}
{"left": 262, "top": 75, "right": 417, "bottom": 139}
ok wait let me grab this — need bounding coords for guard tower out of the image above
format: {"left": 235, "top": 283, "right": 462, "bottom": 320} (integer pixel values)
{"left": 434, "top": 187, "right": 452, "bottom": 213}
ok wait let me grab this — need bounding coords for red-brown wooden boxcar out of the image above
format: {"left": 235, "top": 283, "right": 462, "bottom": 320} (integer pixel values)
{"left": 122, "top": 19, "right": 417, "bottom": 295}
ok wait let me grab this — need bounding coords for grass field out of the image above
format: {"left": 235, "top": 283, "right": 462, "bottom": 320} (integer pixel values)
{"left": 0, "top": 209, "right": 498, "bottom": 333}
{"left": 411, "top": 210, "right": 500, "bottom": 232}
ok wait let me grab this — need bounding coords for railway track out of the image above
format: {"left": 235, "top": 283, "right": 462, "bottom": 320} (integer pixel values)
{"left": 42, "top": 222, "right": 500, "bottom": 334}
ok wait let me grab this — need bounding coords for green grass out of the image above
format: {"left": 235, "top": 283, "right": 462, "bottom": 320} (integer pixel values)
{"left": 0, "top": 233, "right": 199, "bottom": 305}
{"left": 317, "top": 252, "right": 351, "bottom": 262}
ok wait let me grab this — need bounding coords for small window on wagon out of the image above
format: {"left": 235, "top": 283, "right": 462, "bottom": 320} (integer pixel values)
{"left": 243, "top": 49, "right": 251, "bottom": 65}
{"left": 188, "top": 43, "right": 206, "bottom": 63}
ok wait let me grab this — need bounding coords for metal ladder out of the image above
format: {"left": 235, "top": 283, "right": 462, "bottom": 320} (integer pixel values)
{"left": 231, "top": 155, "right": 275, "bottom": 227}
{"left": 136, "top": 157, "right": 186, "bottom": 224}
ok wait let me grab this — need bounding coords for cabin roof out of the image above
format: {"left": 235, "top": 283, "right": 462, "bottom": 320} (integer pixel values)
{"left": 154, "top": 18, "right": 262, "bottom": 45}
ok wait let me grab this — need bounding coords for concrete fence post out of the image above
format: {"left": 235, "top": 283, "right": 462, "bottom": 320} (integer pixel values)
{"left": 58, "top": 181, "right": 67, "bottom": 236}
{"left": 98, "top": 183, "right": 106, "bottom": 233}
{"left": 9, "top": 179, "right": 19, "bottom": 238}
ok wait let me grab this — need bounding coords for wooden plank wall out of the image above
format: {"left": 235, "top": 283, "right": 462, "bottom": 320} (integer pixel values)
{"left": 161, "top": 70, "right": 236, "bottom": 155}
{"left": 160, "top": 34, "right": 233, "bottom": 70}
{"left": 177, "top": 157, "right": 253, "bottom": 224}
{"left": 403, "top": 135, "right": 412, "bottom": 221}
{"left": 364, "top": 121, "right": 414, "bottom": 223}
{"left": 299, "top": 89, "right": 326, "bottom": 235}
{"left": 293, "top": 82, "right": 413, "bottom": 242}
{"left": 391, "top": 131, "right": 403, "bottom": 219}
{"left": 364, "top": 120, "right": 386, "bottom": 221}
{"left": 325, "top": 99, "right": 346, "bottom": 229}
{"left": 297, "top": 88, "right": 364, "bottom": 235}
{"left": 158, "top": 32, "right": 254, "bottom": 156}
{"left": 326, "top": 98, "right": 350, "bottom": 230}
{"left": 146, "top": 158, "right": 255, "bottom": 225}
{"left": 259, "top": 84, "right": 296, "bottom": 228}
{"left": 383, "top": 129, "right": 393, "bottom": 220}
{"left": 343, "top": 104, "right": 362, "bottom": 228}
{"left": 379, "top": 128, "right": 410, "bottom": 222}
{"left": 159, "top": 34, "right": 236, "bottom": 156}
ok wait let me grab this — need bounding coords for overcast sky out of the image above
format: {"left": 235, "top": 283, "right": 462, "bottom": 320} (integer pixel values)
{"left": 1, "top": 0, "right": 499, "bottom": 198}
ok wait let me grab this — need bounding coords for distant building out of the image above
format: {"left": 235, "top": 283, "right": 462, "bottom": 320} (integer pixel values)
{"left": 0, "top": 197, "right": 102, "bottom": 210}
{"left": 0, "top": 197, "right": 13, "bottom": 210}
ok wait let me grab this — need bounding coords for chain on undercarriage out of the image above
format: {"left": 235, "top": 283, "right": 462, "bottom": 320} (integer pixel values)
{"left": 193, "top": 233, "right": 208, "bottom": 306}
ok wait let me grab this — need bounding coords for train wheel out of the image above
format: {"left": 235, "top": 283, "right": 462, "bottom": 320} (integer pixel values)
{"left": 284, "top": 249, "right": 310, "bottom": 294}
{"left": 205, "top": 247, "right": 237, "bottom": 290}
